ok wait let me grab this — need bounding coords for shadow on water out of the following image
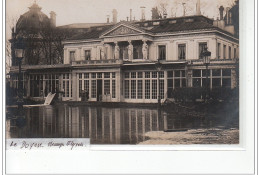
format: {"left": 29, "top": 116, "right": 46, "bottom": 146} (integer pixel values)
{"left": 6, "top": 101, "right": 239, "bottom": 144}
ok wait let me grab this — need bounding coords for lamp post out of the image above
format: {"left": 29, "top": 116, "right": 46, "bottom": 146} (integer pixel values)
{"left": 155, "top": 59, "right": 162, "bottom": 107}
{"left": 202, "top": 47, "right": 211, "bottom": 102}
{"left": 14, "top": 38, "right": 25, "bottom": 111}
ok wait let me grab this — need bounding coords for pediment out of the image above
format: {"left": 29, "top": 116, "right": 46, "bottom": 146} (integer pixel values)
{"left": 102, "top": 25, "right": 142, "bottom": 37}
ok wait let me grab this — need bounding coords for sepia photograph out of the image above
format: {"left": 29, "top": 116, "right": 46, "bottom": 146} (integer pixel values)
{"left": 6, "top": 0, "right": 239, "bottom": 145}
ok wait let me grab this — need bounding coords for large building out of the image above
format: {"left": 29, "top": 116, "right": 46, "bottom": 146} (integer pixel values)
{"left": 8, "top": 1, "right": 239, "bottom": 104}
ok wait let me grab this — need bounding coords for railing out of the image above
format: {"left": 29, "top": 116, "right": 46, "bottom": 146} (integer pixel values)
{"left": 190, "top": 58, "right": 237, "bottom": 65}
{"left": 72, "top": 59, "right": 123, "bottom": 65}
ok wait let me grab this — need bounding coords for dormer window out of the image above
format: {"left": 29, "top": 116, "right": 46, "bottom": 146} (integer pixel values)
{"left": 144, "top": 23, "right": 148, "bottom": 27}
{"left": 185, "top": 19, "right": 194, "bottom": 22}
{"left": 169, "top": 20, "right": 177, "bottom": 24}
{"left": 153, "top": 21, "right": 160, "bottom": 26}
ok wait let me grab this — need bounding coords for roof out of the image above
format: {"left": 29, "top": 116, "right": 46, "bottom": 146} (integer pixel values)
{"left": 16, "top": 3, "right": 50, "bottom": 33}
{"left": 68, "top": 25, "right": 112, "bottom": 40}
{"left": 58, "top": 23, "right": 110, "bottom": 29}
{"left": 65, "top": 15, "right": 234, "bottom": 41}
{"left": 149, "top": 21, "right": 216, "bottom": 33}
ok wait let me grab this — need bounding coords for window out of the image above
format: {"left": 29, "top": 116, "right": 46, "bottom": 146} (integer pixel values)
{"left": 85, "top": 50, "right": 91, "bottom": 60}
{"left": 84, "top": 73, "right": 89, "bottom": 79}
{"left": 174, "top": 70, "right": 186, "bottom": 88}
{"left": 125, "top": 72, "right": 130, "bottom": 78}
{"left": 158, "top": 45, "right": 166, "bottom": 60}
{"left": 112, "top": 72, "right": 116, "bottom": 78}
{"left": 152, "top": 80, "right": 157, "bottom": 99}
{"left": 145, "top": 72, "right": 150, "bottom": 78}
{"left": 62, "top": 73, "right": 70, "bottom": 97}
{"left": 84, "top": 80, "right": 89, "bottom": 92}
{"left": 131, "top": 80, "right": 136, "bottom": 99}
{"left": 137, "top": 80, "right": 143, "bottom": 99}
{"left": 234, "top": 48, "right": 237, "bottom": 59}
{"left": 217, "top": 43, "right": 221, "bottom": 59}
{"left": 125, "top": 80, "right": 129, "bottom": 99}
{"left": 222, "top": 69, "right": 231, "bottom": 76}
{"left": 112, "top": 80, "right": 116, "bottom": 98}
{"left": 192, "top": 70, "right": 204, "bottom": 88}
{"left": 91, "top": 73, "right": 96, "bottom": 79}
{"left": 199, "top": 43, "right": 207, "bottom": 59}
{"left": 79, "top": 80, "right": 82, "bottom": 97}
{"left": 159, "top": 79, "right": 164, "bottom": 99}
{"left": 223, "top": 45, "right": 226, "bottom": 59}
{"left": 131, "top": 72, "right": 136, "bottom": 78}
{"left": 212, "top": 69, "right": 221, "bottom": 87}
{"left": 70, "top": 51, "right": 75, "bottom": 62}
{"left": 104, "top": 80, "right": 110, "bottom": 95}
{"left": 104, "top": 72, "right": 110, "bottom": 78}
{"left": 91, "top": 80, "right": 96, "bottom": 98}
{"left": 145, "top": 80, "right": 150, "bottom": 99}
{"left": 152, "top": 72, "right": 157, "bottom": 78}
{"left": 229, "top": 46, "right": 231, "bottom": 59}
{"left": 138, "top": 72, "right": 143, "bottom": 78}
{"left": 178, "top": 44, "right": 186, "bottom": 60}
{"left": 97, "top": 73, "right": 102, "bottom": 78}
{"left": 192, "top": 69, "right": 232, "bottom": 88}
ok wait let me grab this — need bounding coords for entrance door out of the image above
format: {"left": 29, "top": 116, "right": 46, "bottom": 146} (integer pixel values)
{"left": 97, "top": 80, "right": 102, "bottom": 101}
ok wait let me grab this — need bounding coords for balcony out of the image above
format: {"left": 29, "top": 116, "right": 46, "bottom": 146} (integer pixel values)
{"left": 72, "top": 59, "right": 123, "bottom": 66}
{"left": 190, "top": 59, "right": 237, "bottom": 65}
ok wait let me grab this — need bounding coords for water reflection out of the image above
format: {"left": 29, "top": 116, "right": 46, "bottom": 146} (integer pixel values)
{"left": 6, "top": 104, "right": 238, "bottom": 144}
{"left": 7, "top": 105, "right": 167, "bottom": 144}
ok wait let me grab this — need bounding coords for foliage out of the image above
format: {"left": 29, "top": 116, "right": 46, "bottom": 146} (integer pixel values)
{"left": 170, "top": 87, "right": 238, "bottom": 102}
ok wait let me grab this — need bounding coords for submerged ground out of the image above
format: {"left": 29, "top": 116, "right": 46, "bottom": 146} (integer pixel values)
{"left": 6, "top": 100, "right": 239, "bottom": 145}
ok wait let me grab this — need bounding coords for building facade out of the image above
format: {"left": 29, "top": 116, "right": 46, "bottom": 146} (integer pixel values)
{"left": 9, "top": 4, "right": 239, "bottom": 104}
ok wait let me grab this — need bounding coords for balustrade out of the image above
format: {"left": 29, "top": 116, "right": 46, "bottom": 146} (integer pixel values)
{"left": 72, "top": 59, "right": 123, "bottom": 65}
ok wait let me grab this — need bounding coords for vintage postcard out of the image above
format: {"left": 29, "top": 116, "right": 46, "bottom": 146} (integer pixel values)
{"left": 5, "top": 0, "right": 239, "bottom": 146}
{"left": 7, "top": 0, "right": 260, "bottom": 174}
{"left": 6, "top": 0, "right": 239, "bottom": 145}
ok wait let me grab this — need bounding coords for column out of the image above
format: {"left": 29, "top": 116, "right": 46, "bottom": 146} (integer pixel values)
{"left": 100, "top": 43, "right": 105, "bottom": 60}
{"left": 114, "top": 42, "right": 120, "bottom": 59}
{"left": 26, "top": 74, "right": 30, "bottom": 97}
{"left": 187, "top": 69, "right": 193, "bottom": 87}
{"left": 72, "top": 72, "right": 77, "bottom": 101}
{"left": 63, "top": 48, "right": 68, "bottom": 64}
{"left": 128, "top": 40, "right": 133, "bottom": 60}
{"left": 209, "top": 37, "right": 217, "bottom": 60}
{"left": 142, "top": 40, "right": 148, "bottom": 60}
{"left": 189, "top": 39, "right": 194, "bottom": 60}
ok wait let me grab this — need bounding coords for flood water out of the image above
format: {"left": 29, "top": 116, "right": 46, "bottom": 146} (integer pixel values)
{"left": 6, "top": 103, "right": 239, "bottom": 144}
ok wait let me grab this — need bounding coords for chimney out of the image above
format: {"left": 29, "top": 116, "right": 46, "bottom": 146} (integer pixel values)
{"left": 50, "top": 11, "right": 56, "bottom": 27}
{"left": 196, "top": 0, "right": 201, "bottom": 15}
{"left": 163, "top": 11, "right": 167, "bottom": 18}
{"left": 130, "top": 9, "right": 132, "bottom": 21}
{"left": 226, "top": 7, "right": 230, "bottom": 24}
{"left": 182, "top": 3, "right": 186, "bottom": 16}
{"left": 107, "top": 15, "right": 110, "bottom": 23}
{"left": 219, "top": 6, "right": 224, "bottom": 20}
{"left": 140, "top": 7, "right": 145, "bottom": 21}
{"left": 112, "top": 9, "right": 118, "bottom": 24}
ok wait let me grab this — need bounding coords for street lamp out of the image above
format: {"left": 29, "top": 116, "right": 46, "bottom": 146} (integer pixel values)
{"left": 14, "top": 38, "right": 25, "bottom": 110}
{"left": 155, "top": 59, "right": 162, "bottom": 107}
{"left": 202, "top": 47, "right": 211, "bottom": 102}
